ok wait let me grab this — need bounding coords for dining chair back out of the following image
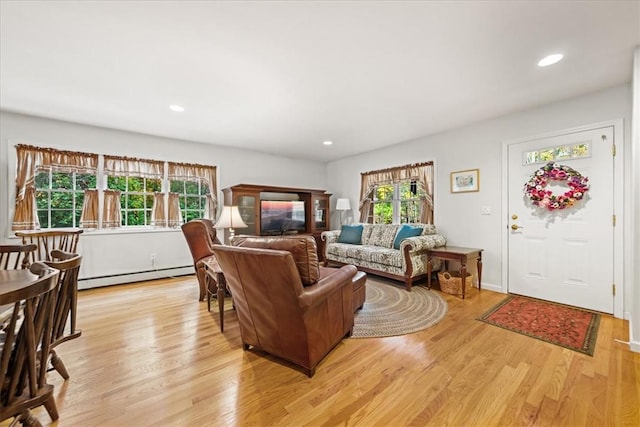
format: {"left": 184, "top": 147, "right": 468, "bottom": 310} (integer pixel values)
{"left": 43, "top": 250, "right": 83, "bottom": 380}
{"left": 0, "top": 244, "right": 37, "bottom": 270}
{"left": 15, "top": 229, "right": 83, "bottom": 263}
{"left": 0, "top": 262, "right": 60, "bottom": 425}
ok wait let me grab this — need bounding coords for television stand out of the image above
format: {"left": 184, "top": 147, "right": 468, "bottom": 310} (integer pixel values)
{"left": 222, "top": 184, "right": 332, "bottom": 260}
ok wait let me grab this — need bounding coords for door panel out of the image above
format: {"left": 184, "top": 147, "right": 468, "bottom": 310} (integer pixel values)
{"left": 508, "top": 126, "right": 614, "bottom": 313}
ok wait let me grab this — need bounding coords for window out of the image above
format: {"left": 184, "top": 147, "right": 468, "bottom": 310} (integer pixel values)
{"left": 372, "top": 180, "right": 425, "bottom": 224}
{"left": 12, "top": 144, "right": 218, "bottom": 231}
{"left": 359, "top": 162, "right": 433, "bottom": 224}
{"left": 34, "top": 169, "right": 97, "bottom": 228}
{"left": 107, "top": 175, "right": 162, "bottom": 226}
{"left": 170, "top": 179, "right": 209, "bottom": 222}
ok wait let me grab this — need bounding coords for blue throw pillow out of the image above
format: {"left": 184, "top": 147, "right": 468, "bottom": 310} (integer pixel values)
{"left": 337, "top": 224, "right": 363, "bottom": 245}
{"left": 393, "top": 225, "right": 423, "bottom": 249}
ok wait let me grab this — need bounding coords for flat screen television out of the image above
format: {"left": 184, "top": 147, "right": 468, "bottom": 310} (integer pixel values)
{"left": 260, "top": 200, "right": 306, "bottom": 235}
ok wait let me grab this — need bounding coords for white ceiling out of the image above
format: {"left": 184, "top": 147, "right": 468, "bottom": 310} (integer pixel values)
{"left": 1, "top": 1, "right": 638, "bottom": 162}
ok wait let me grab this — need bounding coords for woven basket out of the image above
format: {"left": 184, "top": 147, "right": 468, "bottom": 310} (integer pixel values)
{"left": 437, "top": 271, "right": 473, "bottom": 296}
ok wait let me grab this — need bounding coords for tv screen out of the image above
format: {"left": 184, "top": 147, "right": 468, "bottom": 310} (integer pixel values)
{"left": 260, "top": 200, "right": 306, "bottom": 235}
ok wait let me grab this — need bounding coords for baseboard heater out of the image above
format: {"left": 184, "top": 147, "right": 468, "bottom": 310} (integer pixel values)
{"left": 78, "top": 265, "right": 194, "bottom": 290}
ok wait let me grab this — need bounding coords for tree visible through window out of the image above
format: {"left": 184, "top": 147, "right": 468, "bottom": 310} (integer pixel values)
{"left": 107, "top": 176, "right": 161, "bottom": 226}
{"left": 170, "top": 179, "right": 209, "bottom": 222}
{"left": 35, "top": 169, "right": 96, "bottom": 228}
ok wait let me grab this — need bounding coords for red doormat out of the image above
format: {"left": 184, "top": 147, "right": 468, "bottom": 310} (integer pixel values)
{"left": 478, "top": 295, "right": 600, "bottom": 356}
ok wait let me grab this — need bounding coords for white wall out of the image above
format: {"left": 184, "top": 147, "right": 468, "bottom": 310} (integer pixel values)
{"left": 326, "top": 84, "right": 633, "bottom": 313}
{"left": 631, "top": 48, "right": 640, "bottom": 352}
{"left": 0, "top": 112, "right": 327, "bottom": 288}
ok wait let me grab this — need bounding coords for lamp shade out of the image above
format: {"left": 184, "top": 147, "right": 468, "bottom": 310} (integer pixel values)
{"left": 214, "top": 206, "right": 248, "bottom": 229}
{"left": 336, "top": 198, "right": 351, "bottom": 211}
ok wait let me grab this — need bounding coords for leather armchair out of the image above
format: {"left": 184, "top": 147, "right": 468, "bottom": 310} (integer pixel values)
{"left": 181, "top": 219, "right": 221, "bottom": 301}
{"left": 212, "top": 235, "right": 357, "bottom": 377}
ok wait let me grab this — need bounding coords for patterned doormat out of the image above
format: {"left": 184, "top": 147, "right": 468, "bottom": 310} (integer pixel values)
{"left": 351, "top": 280, "right": 448, "bottom": 338}
{"left": 478, "top": 295, "right": 600, "bottom": 356}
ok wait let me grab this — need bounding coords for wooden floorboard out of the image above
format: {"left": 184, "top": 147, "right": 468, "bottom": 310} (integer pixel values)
{"left": 8, "top": 274, "right": 640, "bottom": 426}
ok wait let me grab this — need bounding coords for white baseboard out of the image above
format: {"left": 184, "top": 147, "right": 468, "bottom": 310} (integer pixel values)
{"left": 479, "top": 282, "right": 503, "bottom": 293}
{"left": 78, "top": 266, "right": 194, "bottom": 290}
{"left": 628, "top": 314, "right": 640, "bottom": 353}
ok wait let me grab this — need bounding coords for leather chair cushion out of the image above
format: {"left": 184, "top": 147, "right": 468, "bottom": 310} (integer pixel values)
{"left": 232, "top": 235, "right": 320, "bottom": 285}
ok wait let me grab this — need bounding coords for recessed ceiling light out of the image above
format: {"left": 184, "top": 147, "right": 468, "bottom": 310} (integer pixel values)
{"left": 169, "top": 104, "right": 185, "bottom": 112}
{"left": 323, "top": 140, "right": 333, "bottom": 146}
{"left": 537, "top": 54, "right": 564, "bottom": 67}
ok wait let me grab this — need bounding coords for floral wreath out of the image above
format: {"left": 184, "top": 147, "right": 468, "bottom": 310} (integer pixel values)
{"left": 523, "top": 162, "right": 589, "bottom": 211}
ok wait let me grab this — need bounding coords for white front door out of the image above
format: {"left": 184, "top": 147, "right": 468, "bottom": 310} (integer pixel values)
{"left": 507, "top": 126, "right": 615, "bottom": 313}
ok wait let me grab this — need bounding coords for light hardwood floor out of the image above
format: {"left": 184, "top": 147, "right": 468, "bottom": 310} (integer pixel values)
{"left": 15, "top": 275, "right": 640, "bottom": 426}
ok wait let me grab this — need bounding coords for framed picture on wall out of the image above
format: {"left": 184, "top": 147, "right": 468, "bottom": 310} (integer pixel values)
{"left": 450, "top": 169, "right": 479, "bottom": 193}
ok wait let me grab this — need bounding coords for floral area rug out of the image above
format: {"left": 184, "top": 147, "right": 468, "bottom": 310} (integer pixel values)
{"left": 478, "top": 295, "right": 600, "bottom": 356}
{"left": 351, "top": 279, "right": 448, "bottom": 338}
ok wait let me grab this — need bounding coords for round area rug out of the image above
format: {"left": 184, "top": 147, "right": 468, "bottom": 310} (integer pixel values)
{"left": 351, "top": 280, "right": 448, "bottom": 338}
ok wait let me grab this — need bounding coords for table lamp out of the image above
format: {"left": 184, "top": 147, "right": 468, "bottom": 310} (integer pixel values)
{"left": 214, "top": 205, "right": 248, "bottom": 242}
{"left": 335, "top": 198, "right": 351, "bottom": 226}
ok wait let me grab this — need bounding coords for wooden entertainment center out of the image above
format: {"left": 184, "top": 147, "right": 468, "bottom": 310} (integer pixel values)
{"left": 222, "top": 184, "right": 332, "bottom": 258}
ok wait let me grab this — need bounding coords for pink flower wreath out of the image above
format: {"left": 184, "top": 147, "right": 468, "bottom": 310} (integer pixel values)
{"left": 523, "top": 162, "right": 590, "bottom": 211}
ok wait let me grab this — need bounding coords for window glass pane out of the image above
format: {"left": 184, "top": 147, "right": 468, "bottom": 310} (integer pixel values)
{"left": 108, "top": 176, "right": 127, "bottom": 191}
{"left": 51, "top": 210, "right": 74, "bottom": 228}
{"left": 170, "top": 180, "right": 184, "bottom": 193}
{"left": 573, "top": 144, "right": 589, "bottom": 157}
{"left": 147, "top": 178, "right": 162, "bottom": 192}
{"left": 554, "top": 146, "right": 571, "bottom": 159}
{"left": 145, "top": 194, "right": 154, "bottom": 207}
{"left": 374, "top": 184, "right": 393, "bottom": 201}
{"left": 145, "top": 210, "right": 152, "bottom": 224}
{"left": 76, "top": 191, "right": 85, "bottom": 207}
{"left": 128, "top": 194, "right": 145, "bottom": 208}
{"left": 184, "top": 181, "right": 198, "bottom": 195}
{"left": 524, "top": 151, "right": 539, "bottom": 165}
{"left": 373, "top": 202, "right": 392, "bottom": 224}
{"left": 400, "top": 200, "right": 420, "bottom": 223}
{"left": 128, "top": 176, "right": 143, "bottom": 191}
{"left": 201, "top": 183, "right": 210, "bottom": 195}
{"left": 128, "top": 210, "right": 145, "bottom": 226}
{"left": 185, "top": 211, "right": 199, "bottom": 222}
{"left": 76, "top": 174, "right": 97, "bottom": 190}
{"left": 35, "top": 191, "right": 49, "bottom": 209}
{"left": 51, "top": 192, "right": 73, "bottom": 209}
{"left": 35, "top": 171, "right": 50, "bottom": 188}
{"left": 37, "top": 210, "right": 48, "bottom": 228}
{"left": 539, "top": 149, "right": 554, "bottom": 162}
{"left": 186, "top": 196, "right": 201, "bottom": 210}
{"left": 51, "top": 172, "right": 73, "bottom": 189}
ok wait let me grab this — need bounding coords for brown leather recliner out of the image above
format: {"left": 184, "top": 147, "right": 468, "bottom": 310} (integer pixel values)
{"left": 213, "top": 235, "right": 357, "bottom": 377}
{"left": 181, "top": 219, "right": 221, "bottom": 301}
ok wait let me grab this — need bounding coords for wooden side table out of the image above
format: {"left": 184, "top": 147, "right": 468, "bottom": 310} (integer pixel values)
{"left": 203, "top": 256, "right": 228, "bottom": 332}
{"left": 426, "top": 246, "right": 483, "bottom": 299}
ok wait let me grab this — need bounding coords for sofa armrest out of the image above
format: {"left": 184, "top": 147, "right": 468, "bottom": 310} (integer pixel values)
{"left": 321, "top": 230, "right": 341, "bottom": 245}
{"left": 399, "top": 234, "right": 447, "bottom": 273}
{"left": 298, "top": 264, "right": 357, "bottom": 310}
{"left": 400, "top": 233, "right": 447, "bottom": 253}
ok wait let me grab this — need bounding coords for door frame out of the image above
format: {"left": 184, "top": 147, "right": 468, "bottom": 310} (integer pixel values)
{"left": 501, "top": 119, "right": 625, "bottom": 318}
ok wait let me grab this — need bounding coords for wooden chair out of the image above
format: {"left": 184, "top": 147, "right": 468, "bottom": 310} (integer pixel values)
{"left": 0, "top": 244, "right": 37, "bottom": 269}
{"left": 181, "top": 219, "right": 221, "bottom": 301}
{"left": 15, "top": 229, "right": 83, "bottom": 263}
{"left": 43, "top": 250, "right": 83, "bottom": 380}
{"left": 0, "top": 262, "right": 60, "bottom": 426}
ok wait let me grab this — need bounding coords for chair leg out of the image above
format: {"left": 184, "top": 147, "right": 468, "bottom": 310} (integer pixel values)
{"left": 18, "top": 410, "right": 42, "bottom": 427}
{"left": 242, "top": 343, "right": 250, "bottom": 350}
{"left": 42, "top": 392, "right": 59, "bottom": 422}
{"left": 50, "top": 349, "right": 70, "bottom": 380}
